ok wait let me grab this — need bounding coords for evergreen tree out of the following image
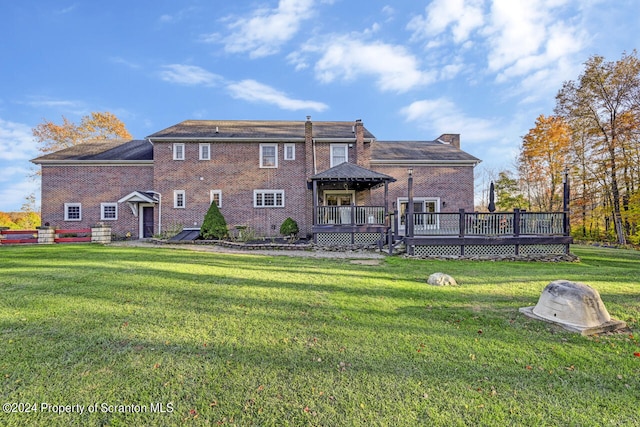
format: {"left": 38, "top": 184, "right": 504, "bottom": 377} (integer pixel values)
{"left": 200, "top": 202, "right": 227, "bottom": 240}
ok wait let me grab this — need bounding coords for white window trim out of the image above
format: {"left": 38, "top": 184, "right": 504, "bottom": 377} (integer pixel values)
{"left": 173, "top": 143, "right": 185, "bottom": 160}
{"left": 210, "top": 190, "right": 222, "bottom": 208}
{"left": 199, "top": 143, "right": 211, "bottom": 161}
{"left": 330, "top": 144, "right": 348, "bottom": 167}
{"left": 100, "top": 202, "right": 118, "bottom": 221}
{"left": 174, "top": 190, "right": 186, "bottom": 209}
{"left": 259, "top": 143, "right": 278, "bottom": 168}
{"left": 284, "top": 143, "right": 295, "bottom": 160}
{"left": 254, "top": 190, "right": 285, "bottom": 208}
{"left": 64, "top": 203, "right": 82, "bottom": 221}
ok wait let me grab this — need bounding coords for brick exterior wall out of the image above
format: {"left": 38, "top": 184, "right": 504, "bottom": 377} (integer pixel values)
{"left": 153, "top": 141, "right": 310, "bottom": 237}
{"left": 370, "top": 165, "right": 475, "bottom": 212}
{"left": 37, "top": 121, "right": 477, "bottom": 240}
{"left": 40, "top": 165, "right": 153, "bottom": 238}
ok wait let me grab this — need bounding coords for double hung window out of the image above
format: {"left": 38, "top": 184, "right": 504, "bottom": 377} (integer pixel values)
{"left": 330, "top": 144, "right": 348, "bottom": 167}
{"left": 174, "top": 190, "right": 186, "bottom": 208}
{"left": 260, "top": 144, "right": 278, "bottom": 168}
{"left": 173, "top": 143, "right": 185, "bottom": 160}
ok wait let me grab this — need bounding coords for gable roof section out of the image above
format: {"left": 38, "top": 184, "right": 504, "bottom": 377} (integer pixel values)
{"left": 146, "top": 120, "right": 375, "bottom": 140}
{"left": 371, "top": 140, "right": 480, "bottom": 165}
{"left": 311, "top": 162, "right": 396, "bottom": 182}
{"left": 118, "top": 191, "right": 158, "bottom": 204}
{"left": 31, "top": 139, "right": 153, "bottom": 165}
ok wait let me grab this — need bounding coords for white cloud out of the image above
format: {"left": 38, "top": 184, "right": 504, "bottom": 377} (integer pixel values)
{"left": 25, "top": 98, "right": 83, "bottom": 109}
{"left": 400, "top": 98, "right": 500, "bottom": 142}
{"left": 227, "top": 80, "right": 328, "bottom": 112}
{"left": 408, "top": 0, "right": 586, "bottom": 89}
{"left": 408, "top": 0, "right": 485, "bottom": 44}
{"left": 303, "top": 35, "right": 435, "bottom": 93}
{"left": 0, "top": 171, "right": 39, "bottom": 212}
{"left": 159, "top": 64, "right": 223, "bottom": 86}
{"left": 0, "top": 118, "right": 38, "bottom": 161}
{"left": 0, "top": 119, "right": 39, "bottom": 211}
{"left": 211, "top": 0, "right": 315, "bottom": 58}
{"left": 110, "top": 57, "right": 141, "bottom": 69}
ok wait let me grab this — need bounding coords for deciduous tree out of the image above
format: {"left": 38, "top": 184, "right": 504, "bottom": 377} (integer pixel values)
{"left": 33, "top": 112, "right": 132, "bottom": 154}
{"left": 518, "top": 114, "right": 570, "bottom": 211}
{"left": 555, "top": 51, "right": 640, "bottom": 244}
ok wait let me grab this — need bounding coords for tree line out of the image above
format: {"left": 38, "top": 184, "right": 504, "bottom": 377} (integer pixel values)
{"left": 495, "top": 51, "right": 640, "bottom": 245}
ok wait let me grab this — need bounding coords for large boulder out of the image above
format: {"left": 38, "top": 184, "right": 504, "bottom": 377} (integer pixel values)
{"left": 519, "top": 280, "right": 626, "bottom": 335}
{"left": 427, "top": 273, "right": 457, "bottom": 286}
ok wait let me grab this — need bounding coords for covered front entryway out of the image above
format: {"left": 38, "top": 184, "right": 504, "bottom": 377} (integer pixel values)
{"left": 310, "top": 162, "right": 396, "bottom": 246}
{"left": 118, "top": 191, "right": 160, "bottom": 239}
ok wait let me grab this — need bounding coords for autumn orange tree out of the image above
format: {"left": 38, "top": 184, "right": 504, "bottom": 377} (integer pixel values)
{"left": 32, "top": 111, "right": 132, "bottom": 154}
{"left": 518, "top": 114, "right": 571, "bottom": 211}
{"left": 555, "top": 51, "right": 640, "bottom": 244}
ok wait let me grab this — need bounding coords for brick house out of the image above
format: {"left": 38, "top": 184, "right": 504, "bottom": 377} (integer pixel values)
{"left": 32, "top": 118, "right": 480, "bottom": 244}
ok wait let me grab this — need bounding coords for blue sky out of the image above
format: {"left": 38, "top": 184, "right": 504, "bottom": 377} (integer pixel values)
{"left": 1, "top": 0, "right": 638, "bottom": 211}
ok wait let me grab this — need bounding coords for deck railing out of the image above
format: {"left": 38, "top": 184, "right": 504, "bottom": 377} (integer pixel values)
{"left": 391, "top": 209, "right": 567, "bottom": 237}
{"left": 315, "top": 206, "right": 386, "bottom": 226}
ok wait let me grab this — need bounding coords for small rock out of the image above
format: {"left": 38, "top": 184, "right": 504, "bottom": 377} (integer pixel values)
{"left": 428, "top": 272, "right": 457, "bottom": 286}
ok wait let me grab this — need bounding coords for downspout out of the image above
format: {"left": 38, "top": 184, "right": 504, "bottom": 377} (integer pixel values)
{"left": 145, "top": 138, "right": 161, "bottom": 236}
{"left": 312, "top": 138, "right": 317, "bottom": 174}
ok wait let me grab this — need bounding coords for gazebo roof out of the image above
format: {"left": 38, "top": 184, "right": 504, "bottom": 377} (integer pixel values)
{"left": 310, "top": 162, "right": 396, "bottom": 183}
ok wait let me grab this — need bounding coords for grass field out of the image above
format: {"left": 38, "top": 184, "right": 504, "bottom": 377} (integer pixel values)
{"left": 0, "top": 244, "right": 638, "bottom": 426}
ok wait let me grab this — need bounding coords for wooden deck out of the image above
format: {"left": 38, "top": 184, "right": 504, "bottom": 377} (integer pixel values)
{"left": 311, "top": 207, "right": 572, "bottom": 256}
{"left": 395, "top": 209, "right": 572, "bottom": 256}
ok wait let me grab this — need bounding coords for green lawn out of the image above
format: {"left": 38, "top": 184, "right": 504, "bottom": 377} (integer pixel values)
{"left": 0, "top": 244, "right": 638, "bottom": 426}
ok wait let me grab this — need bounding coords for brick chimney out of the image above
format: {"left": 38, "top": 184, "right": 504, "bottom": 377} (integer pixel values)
{"left": 437, "top": 133, "right": 460, "bottom": 149}
{"left": 305, "top": 116, "right": 314, "bottom": 178}
{"left": 355, "top": 119, "right": 367, "bottom": 167}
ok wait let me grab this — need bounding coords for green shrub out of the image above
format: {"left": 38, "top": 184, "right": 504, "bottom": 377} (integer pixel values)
{"left": 200, "top": 202, "right": 228, "bottom": 240}
{"left": 279, "top": 217, "right": 299, "bottom": 241}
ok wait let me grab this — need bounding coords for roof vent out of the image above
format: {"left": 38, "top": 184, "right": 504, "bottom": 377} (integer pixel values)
{"left": 437, "top": 138, "right": 449, "bottom": 144}
{"left": 215, "top": 126, "right": 219, "bottom": 133}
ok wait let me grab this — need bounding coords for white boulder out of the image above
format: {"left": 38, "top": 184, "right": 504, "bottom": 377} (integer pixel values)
{"left": 427, "top": 272, "right": 457, "bottom": 286}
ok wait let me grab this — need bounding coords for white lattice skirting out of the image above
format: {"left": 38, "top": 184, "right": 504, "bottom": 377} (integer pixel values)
{"left": 519, "top": 244, "right": 567, "bottom": 255}
{"left": 316, "top": 232, "right": 381, "bottom": 246}
{"left": 465, "top": 245, "right": 516, "bottom": 256}
{"left": 316, "top": 233, "right": 351, "bottom": 246}
{"left": 413, "top": 243, "right": 568, "bottom": 257}
{"left": 354, "top": 233, "right": 381, "bottom": 245}
{"left": 414, "top": 245, "right": 461, "bottom": 257}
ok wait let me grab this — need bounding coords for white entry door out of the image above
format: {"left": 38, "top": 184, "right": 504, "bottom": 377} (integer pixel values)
{"left": 398, "top": 198, "right": 438, "bottom": 235}
{"left": 325, "top": 191, "right": 354, "bottom": 224}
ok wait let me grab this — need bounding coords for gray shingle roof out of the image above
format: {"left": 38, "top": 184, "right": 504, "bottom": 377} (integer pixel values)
{"left": 311, "top": 162, "right": 396, "bottom": 182}
{"left": 372, "top": 140, "right": 480, "bottom": 163}
{"left": 146, "top": 120, "right": 375, "bottom": 140}
{"left": 32, "top": 139, "right": 152, "bottom": 163}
